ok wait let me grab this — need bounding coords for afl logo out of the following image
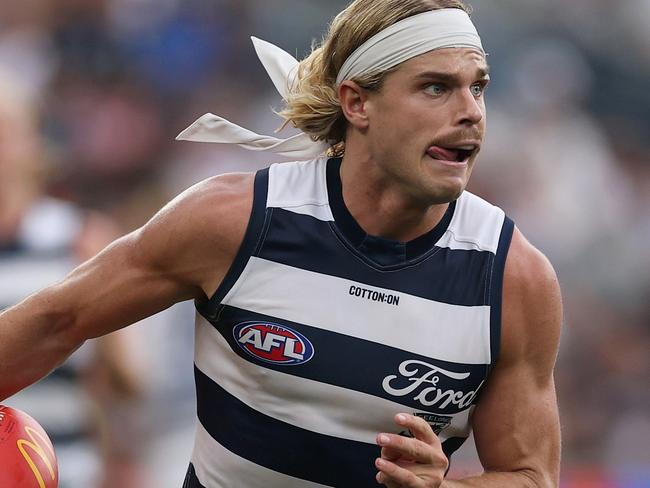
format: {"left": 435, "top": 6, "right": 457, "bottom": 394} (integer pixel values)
{"left": 233, "top": 322, "right": 315, "bottom": 366}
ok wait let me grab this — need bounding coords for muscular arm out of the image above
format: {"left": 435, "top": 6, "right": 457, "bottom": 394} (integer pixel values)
{"left": 443, "top": 227, "right": 562, "bottom": 488}
{"left": 0, "top": 172, "right": 254, "bottom": 400}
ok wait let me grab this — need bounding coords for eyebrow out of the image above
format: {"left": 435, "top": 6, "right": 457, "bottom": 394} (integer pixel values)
{"left": 414, "top": 66, "right": 491, "bottom": 83}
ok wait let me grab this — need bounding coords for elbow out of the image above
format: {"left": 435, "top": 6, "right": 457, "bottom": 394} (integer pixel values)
{"left": 517, "top": 468, "right": 558, "bottom": 488}
{"left": 33, "top": 286, "right": 86, "bottom": 354}
{"left": 53, "top": 318, "right": 86, "bottom": 360}
{"left": 0, "top": 288, "right": 85, "bottom": 401}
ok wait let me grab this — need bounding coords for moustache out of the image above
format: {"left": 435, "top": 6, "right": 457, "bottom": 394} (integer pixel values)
{"left": 431, "top": 128, "right": 483, "bottom": 148}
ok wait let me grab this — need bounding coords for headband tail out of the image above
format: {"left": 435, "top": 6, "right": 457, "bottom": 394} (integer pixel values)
{"left": 176, "top": 113, "right": 328, "bottom": 159}
{"left": 175, "top": 39, "right": 327, "bottom": 159}
{"left": 251, "top": 36, "right": 299, "bottom": 101}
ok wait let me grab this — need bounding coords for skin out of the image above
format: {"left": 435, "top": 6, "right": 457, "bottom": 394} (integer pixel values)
{"left": 0, "top": 47, "right": 561, "bottom": 487}
{"left": 339, "top": 48, "right": 488, "bottom": 241}
{"left": 0, "top": 92, "right": 154, "bottom": 487}
{"left": 0, "top": 173, "right": 253, "bottom": 400}
{"left": 338, "top": 48, "right": 562, "bottom": 487}
{"left": 373, "top": 226, "right": 562, "bottom": 488}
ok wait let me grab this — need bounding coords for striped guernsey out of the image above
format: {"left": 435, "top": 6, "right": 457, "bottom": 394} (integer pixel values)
{"left": 183, "top": 157, "right": 514, "bottom": 488}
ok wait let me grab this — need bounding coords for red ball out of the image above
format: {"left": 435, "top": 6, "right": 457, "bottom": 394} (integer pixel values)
{"left": 0, "top": 405, "right": 58, "bottom": 488}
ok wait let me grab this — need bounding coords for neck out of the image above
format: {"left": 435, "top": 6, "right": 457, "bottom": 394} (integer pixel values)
{"left": 339, "top": 148, "right": 449, "bottom": 242}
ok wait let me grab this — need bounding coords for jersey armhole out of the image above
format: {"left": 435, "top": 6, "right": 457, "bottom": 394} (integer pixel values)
{"left": 196, "top": 168, "right": 270, "bottom": 318}
{"left": 488, "top": 215, "right": 515, "bottom": 367}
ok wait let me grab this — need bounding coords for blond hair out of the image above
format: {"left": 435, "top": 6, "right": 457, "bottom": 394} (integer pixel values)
{"left": 278, "top": 0, "right": 471, "bottom": 153}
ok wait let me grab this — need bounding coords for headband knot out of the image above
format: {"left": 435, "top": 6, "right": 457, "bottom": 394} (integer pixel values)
{"left": 177, "top": 8, "right": 483, "bottom": 160}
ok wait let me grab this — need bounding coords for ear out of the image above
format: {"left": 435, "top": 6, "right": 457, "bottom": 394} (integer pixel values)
{"left": 338, "top": 80, "right": 369, "bottom": 130}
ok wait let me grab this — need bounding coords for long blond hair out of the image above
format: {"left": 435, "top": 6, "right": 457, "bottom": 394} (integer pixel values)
{"left": 278, "top": 0, "right": 471, "bottom": 153}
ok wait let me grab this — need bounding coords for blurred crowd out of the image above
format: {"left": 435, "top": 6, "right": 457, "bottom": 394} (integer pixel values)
{"left": 0, "top": 0, "right": 648, "bottom": 487}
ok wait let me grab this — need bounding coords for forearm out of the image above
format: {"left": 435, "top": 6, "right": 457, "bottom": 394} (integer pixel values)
{"left": 0, "top": 287, "right": 82, "bottom": 401}
{"left": 443, "top": 469, "right": 550, "bottom": 488}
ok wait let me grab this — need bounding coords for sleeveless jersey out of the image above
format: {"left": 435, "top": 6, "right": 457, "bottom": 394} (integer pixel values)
{"left": 184, "top": 157, "right": 514, "bottom": 488}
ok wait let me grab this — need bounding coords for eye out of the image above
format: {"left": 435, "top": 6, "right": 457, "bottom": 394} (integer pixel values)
{"left": 425, "top": 84, "right": 445, "bottom": 96}
{"left": 471, "top": 82, "right": 487, "bottom": 97}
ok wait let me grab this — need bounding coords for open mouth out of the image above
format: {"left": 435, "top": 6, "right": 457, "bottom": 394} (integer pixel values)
{"left": 426, "top": 145, "right": 477, "bottom": 163}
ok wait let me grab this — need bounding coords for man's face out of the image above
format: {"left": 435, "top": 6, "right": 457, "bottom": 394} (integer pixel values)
{"left": 363, "top": 47, "right": 489, "bottom": 205}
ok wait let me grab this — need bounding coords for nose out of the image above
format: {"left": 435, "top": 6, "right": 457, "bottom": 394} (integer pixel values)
{"left": 454, "top": 89, "right": 484, "bottom": 127}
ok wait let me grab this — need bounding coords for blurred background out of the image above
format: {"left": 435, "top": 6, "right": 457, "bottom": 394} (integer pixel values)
{"left": 0, "top": 0, "right": 648, "bottom": 487}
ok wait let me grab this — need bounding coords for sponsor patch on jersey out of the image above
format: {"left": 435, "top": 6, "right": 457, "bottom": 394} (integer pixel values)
{"left": 233, "top": 321, "right": 314, "bottom": 366}
{"left": 382, "top": 359, "right": 484, "bottom": 414}
{"left": 399, "top": 413, "right": 453, "bottom": 437}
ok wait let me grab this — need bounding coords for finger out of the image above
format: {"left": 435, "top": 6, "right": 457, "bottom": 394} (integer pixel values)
{"left": 376, "top": 457, "right": 424, "bottom": 488}
{"left": 376, "top": 458, "right": 447, "bottom": 488}
{"left": 380, "top": 445, "right": 402, "bottom": 462}
{"left": 394, "top": 413, "right": 438, "bottom": 446}
{"left": 377, "top": 433, "right": 436, "bottom": 465}
{"left": 376, "top": 470, "right": 399, "bottom": 488}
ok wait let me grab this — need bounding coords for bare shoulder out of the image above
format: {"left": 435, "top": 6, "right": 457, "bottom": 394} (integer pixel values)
{"left": 155, "top": 172, "right": 255, "bottom": 226}
{"left": 501, "top": 227, "right": 563, "bottom": 373}
{"left": 134, "top": 171, "right": 256, "bottom": 299}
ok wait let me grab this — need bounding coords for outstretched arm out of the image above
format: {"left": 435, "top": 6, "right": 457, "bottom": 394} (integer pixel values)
{"left": 0, "top": 172, "right": 254, "bottom": 400}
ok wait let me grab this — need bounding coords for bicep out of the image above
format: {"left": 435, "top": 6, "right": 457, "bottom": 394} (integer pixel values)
{"left": 472, "top": 359, "right": 560, "bottom": 482}
{"left": 0, "top": 227, "right": 199, "bottom": 400}
{"left": 45, "top": 172, "right": 253, "bottom": 342}
{"left": 48, "top": 228, "right": 201, "bottom": 341}
{"left": 472, "top": 228, "right": 562, "bottom": 486}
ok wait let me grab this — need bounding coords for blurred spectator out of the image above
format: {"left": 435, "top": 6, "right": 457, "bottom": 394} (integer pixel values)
{"left": 0, "top": 65, "right": 154, "bottom": 487}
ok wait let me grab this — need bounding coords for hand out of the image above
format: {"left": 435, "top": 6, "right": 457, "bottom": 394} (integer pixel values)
{"left": 375, "top": 413, "right": 449, "bottom": 487}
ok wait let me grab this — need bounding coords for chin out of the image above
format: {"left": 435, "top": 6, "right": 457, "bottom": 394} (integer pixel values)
{"left": 423, "top": 177, "right": 468, "bottom": 205}
{"left": 419, "top": 161, "right": 471, "bottom": 201}
{"left": 430, "top": 188, "right": 464, "bottom": 205}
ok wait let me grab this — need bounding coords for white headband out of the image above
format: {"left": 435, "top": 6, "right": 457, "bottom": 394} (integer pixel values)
{"left": 177, "top": 8, "right": 483, "bottom": 159}
{"left": 336, "top": 9, "right": 483, "bottom": 85}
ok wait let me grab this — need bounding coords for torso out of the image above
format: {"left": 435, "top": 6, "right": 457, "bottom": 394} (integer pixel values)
{"left": 184, "top": 158, "right": 514, "bottom": 488}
